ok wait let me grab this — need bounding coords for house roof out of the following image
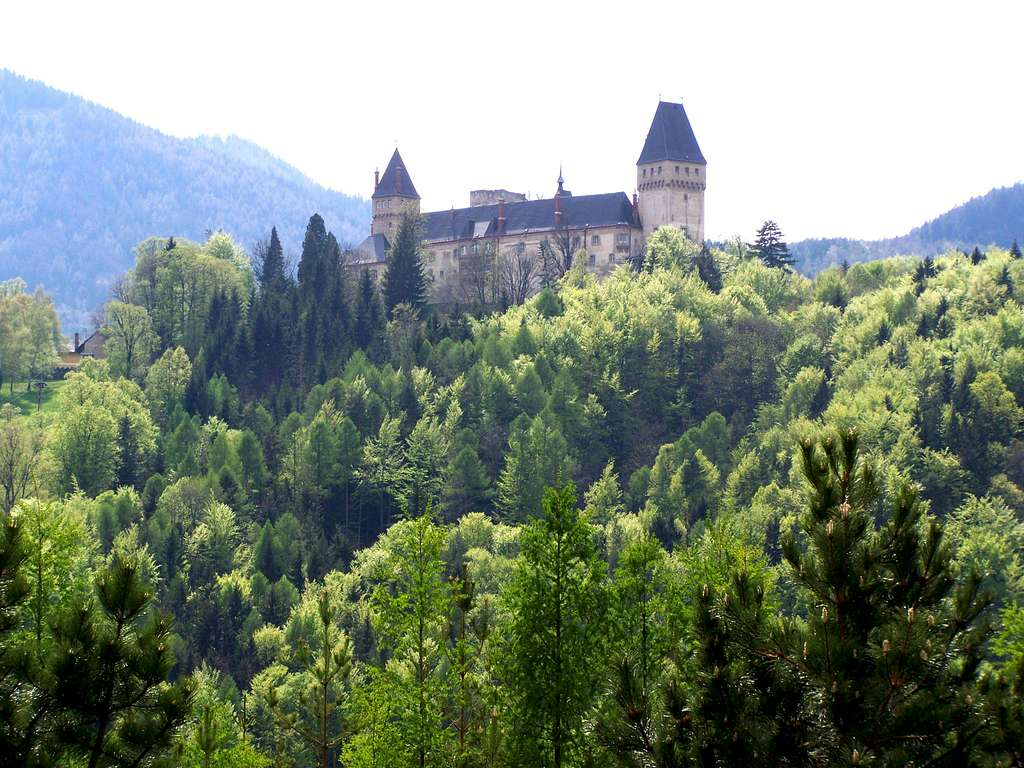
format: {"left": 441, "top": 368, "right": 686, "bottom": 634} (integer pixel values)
{"left": 637, "top": 100, "right": 706, "bottom": 166}
{"left": 372, "top": 148, "right": 419, "bottom": 199}
{"left": 351, "top": 233, "right": 391, "bottom": 265}
{"left": 422, "top": 192, "right": 637, "bottom": 243}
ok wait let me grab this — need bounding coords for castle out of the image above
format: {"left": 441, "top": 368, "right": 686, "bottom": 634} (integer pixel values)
{"left": 351, "top": 100, "right": 705, "bottom": 301}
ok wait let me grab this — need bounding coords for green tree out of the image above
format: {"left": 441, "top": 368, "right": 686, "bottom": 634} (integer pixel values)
{"left": 751, "top": 220, "right": 793, "bottom": 270}
{"left": 500, "top": 483, "right": 607, "bottom": 768}
{"left": 261, "top": 591, "right": 352, "bottom": 768}
{"left": 382, "top": 214, "right": 427, "bottom": 315}
{"left": 368, "top": 512, "right": 452, "bottom": 767}
{"left": 43, "top": 548, "right": 192, "bottom": 768}
{"left": 102, "top": 301, "right": 157, "bottom": 380}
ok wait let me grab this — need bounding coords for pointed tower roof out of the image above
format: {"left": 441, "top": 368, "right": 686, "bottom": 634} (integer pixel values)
{"left": 373, "top": 148, "right": 420, "bottom": 199}
{"left": 637, "top": 100, "right": 706, "bottom": 166}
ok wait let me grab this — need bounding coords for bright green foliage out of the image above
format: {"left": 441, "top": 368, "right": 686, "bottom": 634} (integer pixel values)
{"left": 146, "top": 347, "right": 193, "bottom": 430}
{"left": 500, "top": 483, "right": 606, "bottom": 768}
{"left": 365, "top": 512, "right": 452, "bottom": 767}
{"left": 103, "top": 300, "right": 158, "bottom": 380}
{"left": 259, "top": 590, "right": 352, "bottom": 768}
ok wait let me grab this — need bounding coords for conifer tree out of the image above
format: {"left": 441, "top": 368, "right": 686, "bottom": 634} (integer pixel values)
{"left": 751, "top": 220, "right": 793, "bottom": 270}
{"left": 1010, "top": 239, "right": 1022, "bottom": 259}
{"left": 44, "top": 549, "right": 192, "bottom": 768}
{"left": 971, "top": 246, "right": 984, "bottom": 265}
{"left": 353, "top": 268, "right": 385, "bottom": 355}
{"left": 382, "top": 214, "right": 427, "bottom": 316}
{"left": 500, "top": 483, "right": 607, "bottom": 768}
{"left": 259, "top": 226, "right": 286, "bottom": 291}
{"left": 297, "top": 214, "right": 328, "bottom": 295}
{"left": 262, "top": 591, "right": 352, "bottom": 768}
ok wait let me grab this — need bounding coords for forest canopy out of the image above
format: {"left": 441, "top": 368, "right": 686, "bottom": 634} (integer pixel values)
{"left": 2, "top": 216, "right": 1024, "bottom": 767}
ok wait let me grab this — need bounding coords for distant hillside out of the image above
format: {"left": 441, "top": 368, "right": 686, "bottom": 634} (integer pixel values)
{"left": 791, "top": 183, "right": 1024, "bottom": 274}
{"left": 0, "top": 69, "right": 370, "bottom": 330}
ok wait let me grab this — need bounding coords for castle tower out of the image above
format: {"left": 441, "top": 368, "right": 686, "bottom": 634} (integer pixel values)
{"left": 371, "top": 148, "right": 421, "bottom": 237}
{"left": 636, "top": 100, "right": 706, "bottom": 243}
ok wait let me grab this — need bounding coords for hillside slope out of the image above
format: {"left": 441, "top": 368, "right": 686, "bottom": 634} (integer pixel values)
{"left": 0, "top": 69, "right": 369, "bottom": 330}
{"left": 791, "top": 183, "right": 1024, "bottom": 274}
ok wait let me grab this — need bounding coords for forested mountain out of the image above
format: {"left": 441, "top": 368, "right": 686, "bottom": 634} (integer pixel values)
{"left": 3, "top": 218, "right": 1024, "bottom": 765}
{"left": 790, "top": 182, "right": 1024, "bottom": 274}
{"left": 0, "top": 69, "right": 369, "bottom": 330}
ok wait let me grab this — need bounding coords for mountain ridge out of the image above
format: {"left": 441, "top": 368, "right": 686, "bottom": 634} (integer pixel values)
{"left": 0, "top": 69, "right": 370, "bottom": 331}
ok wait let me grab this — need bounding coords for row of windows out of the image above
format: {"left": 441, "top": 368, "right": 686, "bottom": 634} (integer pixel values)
{"left": 641, "top": 165, "right": 701, "bottom": 179}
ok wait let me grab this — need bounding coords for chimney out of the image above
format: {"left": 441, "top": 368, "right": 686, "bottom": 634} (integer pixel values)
{"left": 74, "top": 332, "right": 80, "bottom": 351}
{"left": 497, "top": 197, "right": 506, "bottom": 234}
{"left": 374, "top": 168, "right": 379, "bottom": 191}
{"left": 554, "top": 192, "right": 563, "bottom": 229}
{"left": 632, "top": 191, "right": 641, "bottom": 226}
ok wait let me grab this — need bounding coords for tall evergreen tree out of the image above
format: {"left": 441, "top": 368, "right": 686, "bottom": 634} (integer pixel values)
{"left": 500, "top": 483, "right": 607, "bottom": 768}
{"left": 382, "top": 214, "right": 427, "bottom": 315}
{"left": 971, "top": 246, "right": 984, "bottom": 265}
{"left": 259, "top": 226, "right": 286, "bottom": 291}
{"left": 297, "top": 214, "right": 328, "bottom": 295}
{"left": 751, "top": 220, "right": 793, "bottom": 270}
{"left": 354, "top": 268, "right": 385, "bottom": 354}
{"left": 1010, "top": 239, "right": 1022, "bottom": 259}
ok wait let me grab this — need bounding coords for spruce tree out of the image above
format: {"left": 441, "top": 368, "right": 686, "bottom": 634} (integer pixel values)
{"left": 297, "top": 214, "right": 328, "bottom": 295}
{"left": 354, "top": 268, "right": 385, "bottom": 354}
{"left": 382, "top": 214, "right": 427, "bottom": 316}
{"left": 1010, "top": 239, "right": 1022, "bottom": 259}
{"left": 971, "top": 246, "right": 984, "bottom": 265}
{"left": 751, "top": 220, "right": 793, "bottom": 270}
{"left": 692, "top": 245, "right": 723, "bottom": 292}
{"left": 260, "top": 226, "right": 286, "bottom": 291}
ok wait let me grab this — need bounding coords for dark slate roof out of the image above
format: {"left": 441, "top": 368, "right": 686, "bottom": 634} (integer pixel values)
{"left": 373, "top": 148, "right": 419, "bottom": 199}
{"left": 422, "top": 192, "right": 636, "bottom": 242}
{"left": 351, "top": 233, "right": 390, "bottom": 265}
{"left": 637, "top": 101, "right": 706, "bottom": 166}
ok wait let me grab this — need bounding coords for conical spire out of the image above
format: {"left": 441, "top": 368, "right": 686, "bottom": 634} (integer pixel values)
{"left": 372, "top": 148, "right": 420, "bottom": 199}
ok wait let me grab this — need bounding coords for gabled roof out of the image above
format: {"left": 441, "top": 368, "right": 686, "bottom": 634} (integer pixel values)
{"left": 373, "top": 148, "right": 420, "bottom": 199}
{"left": 637, "top": 100, "right": 706, "bottom": 166}
{"left": 421, "top": 192, "right": 636, "bottom": 242}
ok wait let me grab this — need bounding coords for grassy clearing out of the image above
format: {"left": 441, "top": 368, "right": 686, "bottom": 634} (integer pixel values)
{"left": 0, "top": 379, "right": 65, "bottom": 415}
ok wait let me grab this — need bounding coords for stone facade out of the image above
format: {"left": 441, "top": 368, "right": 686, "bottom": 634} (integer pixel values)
{"left": 352, "top": 100, "right": 705, "bottom": 302}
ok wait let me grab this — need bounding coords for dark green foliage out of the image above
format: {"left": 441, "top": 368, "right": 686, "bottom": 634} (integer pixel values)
{"left": 382, "top": 214, "right": 427, "bottom": 315}
{"left": 752, "top": 220, "right": 793, "bottom": 270}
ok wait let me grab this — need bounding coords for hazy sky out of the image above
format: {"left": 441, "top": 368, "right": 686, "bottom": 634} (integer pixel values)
{"left": 2, "top": 1, "right": 1021, "bottom": 241}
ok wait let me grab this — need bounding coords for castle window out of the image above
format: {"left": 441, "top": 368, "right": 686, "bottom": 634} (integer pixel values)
{"left": 695, "top": 168, "right": 700, "bottom": 176}
{"left": 591, "top": 234, "right": 601, "bottom": 246}
{"left": 686, "top": 167, "right": 690, "bottom": 175}
{"left": 675, "top": 165, "right": 680, "bottom": 173}
{"left": 658, "top": 166, "right": 662, "bottom": 175}
{"left": 684, "top": 194, "right": 688, "bottom": 201}
{"left": 440, "top": 269, "right": 445, "bottom": 279}
{"left": 588, "top": 253, "right": 596, "bottom": 266}
{"left": 642, "top": 169, "right": 647, "bottom": 177}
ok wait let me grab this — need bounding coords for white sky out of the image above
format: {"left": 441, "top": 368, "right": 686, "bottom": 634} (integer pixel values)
{"left": 2, "top": 0, "right": 1022, "bottom": 241}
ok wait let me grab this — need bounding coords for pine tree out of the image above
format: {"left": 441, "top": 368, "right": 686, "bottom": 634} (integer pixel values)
{"left": 1011, "top": 239, "right": 1022, "bottom": 259}
{"left": 751, "top": 220, "right": 793, "bottom": 270}
{"left": 44, "top": 549, "right": 192, "bottom": 768}
{"left": 382, "top": 214, "right": 427, "bottom": 315}
{"left": 971, "top": 246, "right": 984, "bottom": 265}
